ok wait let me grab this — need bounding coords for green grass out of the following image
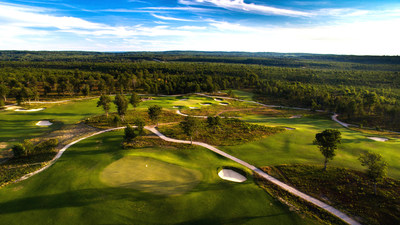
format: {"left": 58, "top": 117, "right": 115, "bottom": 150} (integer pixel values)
{"left": 0, "top": 130, "right": 321, "bottom": 225}
{"left": 220, "top": 114, "right": 400, "bottom": 179}
{"left": 100, "top": 156, "right": 202, "bottom": 196}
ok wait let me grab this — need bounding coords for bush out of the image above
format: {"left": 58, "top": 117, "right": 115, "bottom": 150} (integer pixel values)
{"left": 12, "top": 144, "right": 27, "bottom": 158}
{"left": 34, "top": 139, "right": 59, "bottom": 153}
{"left": 124, "top": 124, "right": 137, "bottom": 143}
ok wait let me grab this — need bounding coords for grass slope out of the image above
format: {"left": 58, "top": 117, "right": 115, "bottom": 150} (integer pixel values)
{"left": 221, "top": 115, "right": 400, "bottom": 179}
{"left": 0, "top": 130, "right": 321, "bottom": 225}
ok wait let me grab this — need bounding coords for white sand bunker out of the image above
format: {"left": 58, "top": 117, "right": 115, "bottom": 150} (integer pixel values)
{"left": 219, "top": 102, "right": 229, "bottom": 106}
{"left": 36, "top": 121, "right": 53, "bottom": 126}
{"left": 285, "top": 127, "right": 295, "bottom": 130}
{"left": 290, "top": 115, "right": 302, "bottom": 119}
{"left": 214, "top": 98, "right": 223, "bottom": 102}
{"left": 172, "top": 106, "right": 182, "bottom": 108}
{"left": 218, "top": 169, "right": 247, "bottom": 183}
{"left": 15, "top": 108, "right": 45, "bottom": 112}
{"left": 200, "top": 103, "right": 212, "bottom": 106}
{"left": 189, "top": 107, "right": 199, "bottom": 109}
{"left": 179, "top": 98, "right": 188, "bottom": 101}
{"left": 367, "top": 137, "right": 389, "bottom": 142}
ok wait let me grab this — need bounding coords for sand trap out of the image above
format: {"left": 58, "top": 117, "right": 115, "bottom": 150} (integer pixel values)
{"left": 36, "top": 121, "right": 53, "bottom": 126}
{"left": 214, "top": 98, "right": 223, "bottom": 102}
{"left": 15, "top": 108, "right": 45, "bottom": 112}
{"left": 290, "top": 115, "right": 302, "bottom": 119}
{"left": 218, "top": 169, "right": 247, "bottom": 183}
{"left": 172, "top": 106, "right": 182, "bottom": 108}
{"left": 367, "top": 137, "right": 389, "bottom": 142}
{"left": 179, "top": 98, "right": 188, "bottom": 101}
{"left": 189, "top": 107, "right": 199, "bottom": 109}
{"left": 219, "top": 102, "right": 229, "bottom": 106}
{"left": 285, "top": 127, "right": 295, "bottom": 130}
{"left": 200, "top": 103, "right": 212, "bottom": 106}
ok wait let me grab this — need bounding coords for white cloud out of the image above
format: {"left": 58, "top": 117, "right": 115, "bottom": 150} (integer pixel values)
{"left": 150, "top": 13, "right": 195, "bottom": 21}
{"left": 178, "top": 0, "right": 312, "bottom": 17}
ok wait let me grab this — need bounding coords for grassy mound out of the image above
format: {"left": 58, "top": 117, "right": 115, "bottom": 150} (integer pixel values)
{"left": 100, "top": 156, "right": 202, "bottom": 196}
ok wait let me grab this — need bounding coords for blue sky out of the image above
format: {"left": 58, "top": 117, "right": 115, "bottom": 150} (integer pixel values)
{"left": 0, "top": 0, "right": 399, "bottom": 55}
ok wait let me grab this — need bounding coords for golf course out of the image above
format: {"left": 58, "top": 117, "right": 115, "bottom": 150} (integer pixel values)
{"left": 1, "top": 91, "right": 399, "bottom": 224}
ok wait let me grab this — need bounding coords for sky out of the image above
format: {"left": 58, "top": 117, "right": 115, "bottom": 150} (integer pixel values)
{"left": 0, "top": 0, "right": 399, "bottom": 55}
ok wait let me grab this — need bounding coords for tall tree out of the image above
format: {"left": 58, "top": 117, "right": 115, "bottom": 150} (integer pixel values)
{"left": 97, "top": 95, "right": 112, "bottom": 117}
{"left": 180, "top": 116, "right": 200, "bottom": 144}
{"left": 359, "top": 151, "right": 388, "bottom": 195}
{"left": 0, "top": 84, "right": 9, "bottom": 102}
{"left": 314, "top": 129, "right": 341, "bottom": 171}
{"left": 148, "top": 105, "right": 162, "bottom": 127}
{"left": 129, "top": 92, "right": 141, "bottom": 109}
{"left": 124, "top": 124, "right": 137, "bottom": 143}
{"left": 114, "top": 94, "right": 128, "bottom": 120}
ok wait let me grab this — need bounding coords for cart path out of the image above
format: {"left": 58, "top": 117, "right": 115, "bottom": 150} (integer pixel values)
{"left": 12, "top": 124, "right": 359, "bottom": 224}
{"left": 145, "top": 126, "right": 360, "bottom": 225}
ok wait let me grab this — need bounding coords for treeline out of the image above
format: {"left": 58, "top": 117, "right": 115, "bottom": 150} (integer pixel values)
{"left": 0, "top": 51, "right": 399, "bottom": 130}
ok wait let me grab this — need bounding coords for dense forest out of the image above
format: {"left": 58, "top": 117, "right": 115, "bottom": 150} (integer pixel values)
{"left": 0, "top": 51, "right": 399, "bottom": 131}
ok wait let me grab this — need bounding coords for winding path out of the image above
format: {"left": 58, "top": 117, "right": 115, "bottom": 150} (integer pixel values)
{"left": 13, "top": 124, "right": 359, "bottom": 224}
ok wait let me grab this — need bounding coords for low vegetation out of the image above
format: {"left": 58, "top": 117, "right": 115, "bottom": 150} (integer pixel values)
{"left": 260, "top": 164, "right": 400, "bottom": 225}
{"left": 158, "top": 117, "right": 284, "bottom": 146}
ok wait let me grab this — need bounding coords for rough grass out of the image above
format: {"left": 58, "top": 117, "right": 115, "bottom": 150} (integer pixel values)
{"left": 261, "top": 164, "right": 400, "bottom": 225}
{"left": 100, "top": 156, "right": 202, "bottom": 196}
{"left": 158, "top": 118, "right": 284, "bottom": 146}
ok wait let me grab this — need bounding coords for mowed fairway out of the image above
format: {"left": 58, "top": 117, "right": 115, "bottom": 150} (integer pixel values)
{"left": 221, "top": 114, "right": 400, "bottom": 179}
{"left": 0, "top": 130, "right": 321, "bottom": 225}
{"left": 0, "top": 98, "right": 111, "bottom": 151}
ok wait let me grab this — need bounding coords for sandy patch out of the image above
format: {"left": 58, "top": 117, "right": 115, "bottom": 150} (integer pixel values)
{"left": 200, "top": 103, "right": 212, "bottom": 106}
{"left": 4, "top": 105, "right": 21, "bottom": 111}
{"left": 0, "top": 142, "right": 8, "bottom": 149}
{"left": 172, "top": 106, "right": 182, "bottom": 108}
{"left": 218, "top": 169, "right": 247, "bottom": 183}
{"left": 189, "top": 107, "right": 199, "bottom": 109}
{"left": 15, "top": 108, "right": 45, "bottom": 112}
{"left": 285, "top": 127, "right": 296, "bottom": 130}
{"left": 219, "top": 102, "right": 229, "bottom": 106}
{"left": 367, "top": 137, "right": 389, "bottom": 142}
{"left": 179, "top": 98, "right": 188, "bottom": 101}
{"left": 214, "top": 98, "right": 223, "bottom": 102}
{"left": 290, "top": 115, "right": 302, "bottom": 119}
{"left": 36, "top": 121, "right": 53, "bottom": 126}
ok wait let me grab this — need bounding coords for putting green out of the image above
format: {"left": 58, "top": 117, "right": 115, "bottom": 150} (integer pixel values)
{"left": 100, "top": 156, "right": 202, "bottom": 195}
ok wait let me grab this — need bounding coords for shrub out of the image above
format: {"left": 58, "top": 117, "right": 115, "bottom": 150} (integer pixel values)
{"left": 34, "top": 139, "right": 59, "bottom": 153}
{"left": 12, "top": 144, "right": 27, "bottom": 158}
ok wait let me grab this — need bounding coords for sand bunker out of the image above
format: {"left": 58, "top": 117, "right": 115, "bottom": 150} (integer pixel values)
{"left": 15, "top": 108, "right": 45, "bottom": 112}
{"left": 172, "top": 106, "right": 182, "bottom": 108}
{"left": 214, "top": 98, "right": 223, "bottom": 102}
{"left": 290, "top": 115, "right": 302, "bottom": 119}
{"left": 219, "top": 102, "right": 229, "bottom": 106}
{"left": 189, "top": 107, "right": 199, "bottom": 109}
{"left": 179, "top": 98, "right": 188, "bottom": 101}
{"left": 36, "top": 121, "right": 53, "bottom": 126}
{"left": 285, "top": 127, "right": 295, "bottom": 130}
{"left": 218, "top": 169, "right": 247, "bottom": 183}
{"left": 200, "top": 103, "right": 212, "bottom": 106}
{"left": 367, "top": 137, "right": 389, "bottom": 142}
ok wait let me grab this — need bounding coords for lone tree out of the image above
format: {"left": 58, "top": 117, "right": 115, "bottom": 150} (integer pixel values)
{"left": 314, "top": 129, "right": 341, "bottom": 171}
{"left": 180, "top": 116, "right": 200, "bottom": 144}
{"left": 129, "top": 92, "right": 141, "bottom": 109}
{"left": 97, "top": 95, "right": 112, "bottom": 117}
{"left": 124, "top": 124, "right": 137, "bottom": 143}
{"left": 148, "top": 105, "right": 162, "bottom": 127}
{"left": 359, "top": 151, "right": 388, "bottom": 195}
{"left": 114, "top": 94, "right": 128, "bottom": 121}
